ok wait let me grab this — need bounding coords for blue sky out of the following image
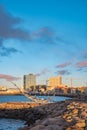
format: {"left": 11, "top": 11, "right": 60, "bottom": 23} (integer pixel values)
{"left": 0, "top": 0, "right": 87, "bottom": 87}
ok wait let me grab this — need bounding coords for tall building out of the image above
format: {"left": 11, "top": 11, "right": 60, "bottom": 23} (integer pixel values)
{"left": 24, "top": 74, "right": 36, "bottom": 90}
{"left": 48, "top": 76, "right": 62, "bottom": 88}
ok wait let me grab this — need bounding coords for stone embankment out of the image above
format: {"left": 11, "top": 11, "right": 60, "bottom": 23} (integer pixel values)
{"left": 0, "top": 102, "right": 43, "bottom": 120}
{"left": 0, "top": 102, "right": 41, "bottom": 109}
{"left": 0, "top": 100, "right": 87, "bottom": 130}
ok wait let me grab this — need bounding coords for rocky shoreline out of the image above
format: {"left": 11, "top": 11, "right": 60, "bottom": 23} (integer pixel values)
{"left": 0, "top": 100, "right": 87, "bottom": 130}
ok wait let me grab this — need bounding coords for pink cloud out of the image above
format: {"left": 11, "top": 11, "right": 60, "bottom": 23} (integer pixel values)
{"left": 76, "top": 61, "right": 87, "bottom": 68}
{"left": 0, "top": 74, "right": 20, "bottom": 81}
{"left": 56, "top": 62, "right": 72, "bottom": 68}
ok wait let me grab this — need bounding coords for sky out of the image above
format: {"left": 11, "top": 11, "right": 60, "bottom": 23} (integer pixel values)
{"left": 0, "top": 0, "right": 87, "bottom": 88}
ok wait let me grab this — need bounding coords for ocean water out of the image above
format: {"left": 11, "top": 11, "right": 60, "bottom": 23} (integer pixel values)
{"left": 0, "top": 95, "right": 70, "bottom": 130}
{"left": 0, "top": 95, "right": 30, "bottom": 103}
{"left": 0, "top": 118, "right": 26, "bottom": 130}
{"left": 0, "top": 95, "right": 69, "bottom": 103}
{"left": 37, "top": 95, "right": 70, "bottom": 102}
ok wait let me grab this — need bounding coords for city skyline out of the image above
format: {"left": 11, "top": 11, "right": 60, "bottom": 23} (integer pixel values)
{"left": 0, "top": 0, "right": 87, "bottom": 87}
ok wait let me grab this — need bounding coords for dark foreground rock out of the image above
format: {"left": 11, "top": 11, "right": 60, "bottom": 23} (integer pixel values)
{"left": 19, "top": 100, "right": 87, "bottom": 130}
{"left": 0, "top": 102, "right": 43, "bottom": 119}
{"left": 0, "top": 101, "right": 87, "bottom": 130}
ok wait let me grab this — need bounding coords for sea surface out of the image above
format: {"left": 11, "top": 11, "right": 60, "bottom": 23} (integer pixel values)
{"left": 0, "top": 118, "right": 26, "bottom": 130}
{"left": 0, "top": 95, "right": 70, "bottom": 130}
{"left": 0, "top": 95, "right": 70, "bottom": 103}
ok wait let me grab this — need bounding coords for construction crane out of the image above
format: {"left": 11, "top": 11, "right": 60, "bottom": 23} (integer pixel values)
{"left": 9, "top": 81, "right": 22, "bottom": 93}
{"left": 66, "top": 78, "right": 73, "bottom": 88}
{"left": 66, "top": 78, "right": 83, "bottom": 88}
{"left": 8, "top": 80, "right": 49, "bottom": 103}
{"left": 9, "top": 81, "right": 39, "bottom": 101}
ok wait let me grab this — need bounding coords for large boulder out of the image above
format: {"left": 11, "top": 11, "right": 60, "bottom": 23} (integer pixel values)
{"left": 25, "top": 108, "right": 46, "bottom": 126}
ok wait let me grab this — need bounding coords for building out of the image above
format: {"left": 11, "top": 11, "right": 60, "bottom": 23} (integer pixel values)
{"left": 24, "top": 74, "right": 36, "bottom": 90}
{"left": 85, "top": 87, "right": 87, "bottom": 95}
{"left": 0, "top": 86, "right": 7, "bottom": 91}
{"left": 48, "top": 76, "right": 62, "bottom": 88}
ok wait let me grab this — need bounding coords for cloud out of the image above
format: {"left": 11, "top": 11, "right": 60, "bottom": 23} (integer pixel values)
{"left": 76, "top": 61, "right": 87, "bottom": 68}
{"left": 0, "top": 74, "right": 20, "bottom": 81}
{"left": 56, "top": 70, "right": 71, "bottom": 75}
{"left": 82, "top": 52, "right": 87, "bottom": 59}
{"left": 0, "top": 46, "right": 20, "bottom": 57}
{"left": 0, "top": 6, "right": 78, "bottom": 46}
{"left": 56, "top": 36, "right": 71, "bottom": 45}
{"left": 84, "top": 70, "right": 87, "bottom": 73}
{"left": 0, "top": 6, "right": 30, "bottom": 41}
{"left": 0, "top": 6, "right": 30, "bottom": 57}
{"left": 0, "top": 5, "right": 80, "bottom": 59}
{"left": 0, "top": 38, "right": 3, "bottom": 46}
{"left": 56, "top": 62, "right": 72, "bottom": 68}
{"left": 77, "top": 68, "right": 83, "bottom": 71}
{"left": 32, "top": 27, "right": 55, "bottom": 44}
{"left": 35, "top": 68, "right": 50, "bottom": 76}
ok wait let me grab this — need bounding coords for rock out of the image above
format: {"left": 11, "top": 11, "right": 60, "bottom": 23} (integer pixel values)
{"left": 75, "top": 122, "right": 86, "bottom": 128}
{"left": 46, "top": 125, "right": 64, "bottom": 130}
{"left": 18, "top": 126, "right": 29, "bottom": 130}
{"left": 81, "top": 111, "right": 87, "bottom": 118}
{"left": 66, "top": 128, "right": 72, "bottom": 130}
{"left": 67, "top": 106, "right": 75, "bottom": 109}
{"left": 30, "top": 125, "right": 45, "bottom": 130}
{"left": 25, "top": 108, "right": 46, "bottom": 126}
{"left": 1, "top": 100, "right": 87, "bottom": 130}
{"left": 86, "top": 120, "right": 87, "bottom": 126}
{"left": 41, "top": 117, "right": 64, "bottom": 126}
{"left": 85, "top": 127, "right": 87, "bottom": 130}
{"left": 72, "top": 109, "right": 78, "bottom": 114}
{"left": 70, "top": 125, "right": 84, "bottom": 130}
